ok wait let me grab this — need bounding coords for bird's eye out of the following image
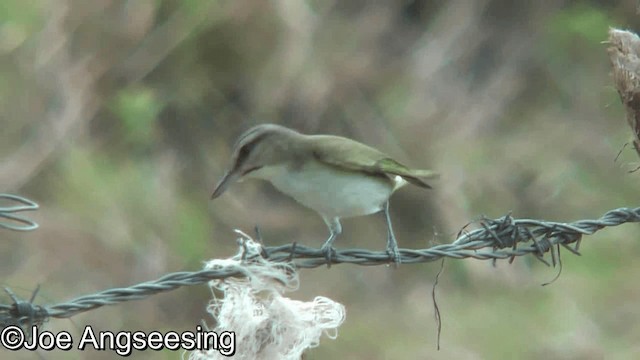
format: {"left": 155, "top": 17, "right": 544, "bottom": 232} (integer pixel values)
{"left": 239, "top": 145, "right": 250, "bottom": 157}
{"left": 236, "top": 144, "right": 251, "bottom": 164}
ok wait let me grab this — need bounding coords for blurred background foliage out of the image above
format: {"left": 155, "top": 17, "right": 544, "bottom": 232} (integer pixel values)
{"left": 1, "top": 0, "right": 640, "bottom": 359}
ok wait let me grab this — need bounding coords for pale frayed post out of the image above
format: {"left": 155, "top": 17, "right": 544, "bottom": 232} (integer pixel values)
{"left": 189, "top": 231, "right": 346, "bottom": 360}
{"left": 607, "top": 28, "right": 640, "bottom": 169}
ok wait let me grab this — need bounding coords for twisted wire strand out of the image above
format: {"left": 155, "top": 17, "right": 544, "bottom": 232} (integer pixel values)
{"left": 1, "top": 195, "right": 639, "bottom": 334}
{"left": 0, "top": 194, "right": 39, "bottom": 231}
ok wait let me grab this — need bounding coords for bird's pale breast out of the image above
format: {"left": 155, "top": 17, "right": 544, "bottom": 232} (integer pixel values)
{"left": 249, "top": 161, "right": 401, "bottom": 218}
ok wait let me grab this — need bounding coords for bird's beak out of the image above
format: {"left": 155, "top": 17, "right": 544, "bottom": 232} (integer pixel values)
{"left": 211, "top": 169, "right": 241, "bottom": 199}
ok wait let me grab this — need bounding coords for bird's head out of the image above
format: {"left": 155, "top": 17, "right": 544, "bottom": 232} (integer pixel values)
{"left": 211, "top": 124, "right": 301, "bottom": 199}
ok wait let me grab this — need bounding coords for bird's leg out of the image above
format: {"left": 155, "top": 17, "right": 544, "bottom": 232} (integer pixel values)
{"left": 321, "top": 216, "right": 342, "bottom": 267}
{"left": 383, "top": 201, "right": 401, "bottom": 266}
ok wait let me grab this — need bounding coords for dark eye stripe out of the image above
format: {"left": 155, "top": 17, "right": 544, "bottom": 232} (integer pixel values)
{"left": 242, "top": 166, "right": 262, "bottom": 175}
{"left": 233, "top": 132, "right": 269, "bottom": 169}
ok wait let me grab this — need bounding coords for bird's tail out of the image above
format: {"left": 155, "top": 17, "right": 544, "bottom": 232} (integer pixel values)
{"left": 412, "top": 170, "right": 440, "bottom": 179}
{"left": 400, "top": 170, "right": 440, "bottom": 189}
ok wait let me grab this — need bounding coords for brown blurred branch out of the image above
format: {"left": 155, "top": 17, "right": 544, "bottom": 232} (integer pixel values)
{"left": 117, "top": 1, "right": 222, "bottom": 82}
{"left": 0, "top": 1, "right": 220, "bottom": 191}
{"left": 0, "top": 1, "right": 103, "bottom": 190}
{"left": 608, "top": 28, "right": 640, "bottom": 165}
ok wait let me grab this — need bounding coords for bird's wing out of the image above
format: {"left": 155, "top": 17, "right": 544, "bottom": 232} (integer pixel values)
{"left": 309, "top": 135, "right": 438, "bottom": 189}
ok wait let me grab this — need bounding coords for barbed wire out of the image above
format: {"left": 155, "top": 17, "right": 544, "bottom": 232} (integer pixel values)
{"left": 1, "top": 194, "right": 640, "bottom": 335}
{"left": 0, "top": 194, "right": 39, "bottom": 231}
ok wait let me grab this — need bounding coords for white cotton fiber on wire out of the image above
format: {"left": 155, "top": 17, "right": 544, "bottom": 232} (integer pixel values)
{"left": 189, "top": 232, "right": 346, "bottom": 360}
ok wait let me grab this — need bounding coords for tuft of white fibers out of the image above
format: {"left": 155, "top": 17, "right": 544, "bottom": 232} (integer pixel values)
{"left": 189, "top": 230, "right": 346, "bottom": 360}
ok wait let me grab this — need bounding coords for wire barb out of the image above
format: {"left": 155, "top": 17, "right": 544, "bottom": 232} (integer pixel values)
{"left": 1, "top": 286, "right": 48, "bottom": 336}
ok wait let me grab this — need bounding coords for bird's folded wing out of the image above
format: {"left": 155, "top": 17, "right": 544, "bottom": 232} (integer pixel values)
{"left": 310, "top": 135, "right": 439, "bottom": 189}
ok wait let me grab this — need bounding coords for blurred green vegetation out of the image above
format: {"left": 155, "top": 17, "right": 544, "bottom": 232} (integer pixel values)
{"left": 2, "top": 0, "right": 640, "bottom": 359}
{"left": 109, "top": 86, "right": 163, "bottom": 147}
{"left": 547, "top": 4, "right": 611, "bottom": 49}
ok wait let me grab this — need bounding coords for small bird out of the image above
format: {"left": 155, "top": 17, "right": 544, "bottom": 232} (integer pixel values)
{"left": 211, "top": 124, "right": 438, "bottom": 264}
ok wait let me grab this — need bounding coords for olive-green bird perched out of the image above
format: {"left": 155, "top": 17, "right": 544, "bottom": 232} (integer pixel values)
{"left": 211, "top": 124, "right": 438, "bottom": 265}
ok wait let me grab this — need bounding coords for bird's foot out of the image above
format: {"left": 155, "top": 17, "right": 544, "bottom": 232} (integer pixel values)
{"left": 386, "top": 242, "right": 401, "bottom": 267}
{"left": 320, "top": 243, "right": 337, "bottom": 268}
